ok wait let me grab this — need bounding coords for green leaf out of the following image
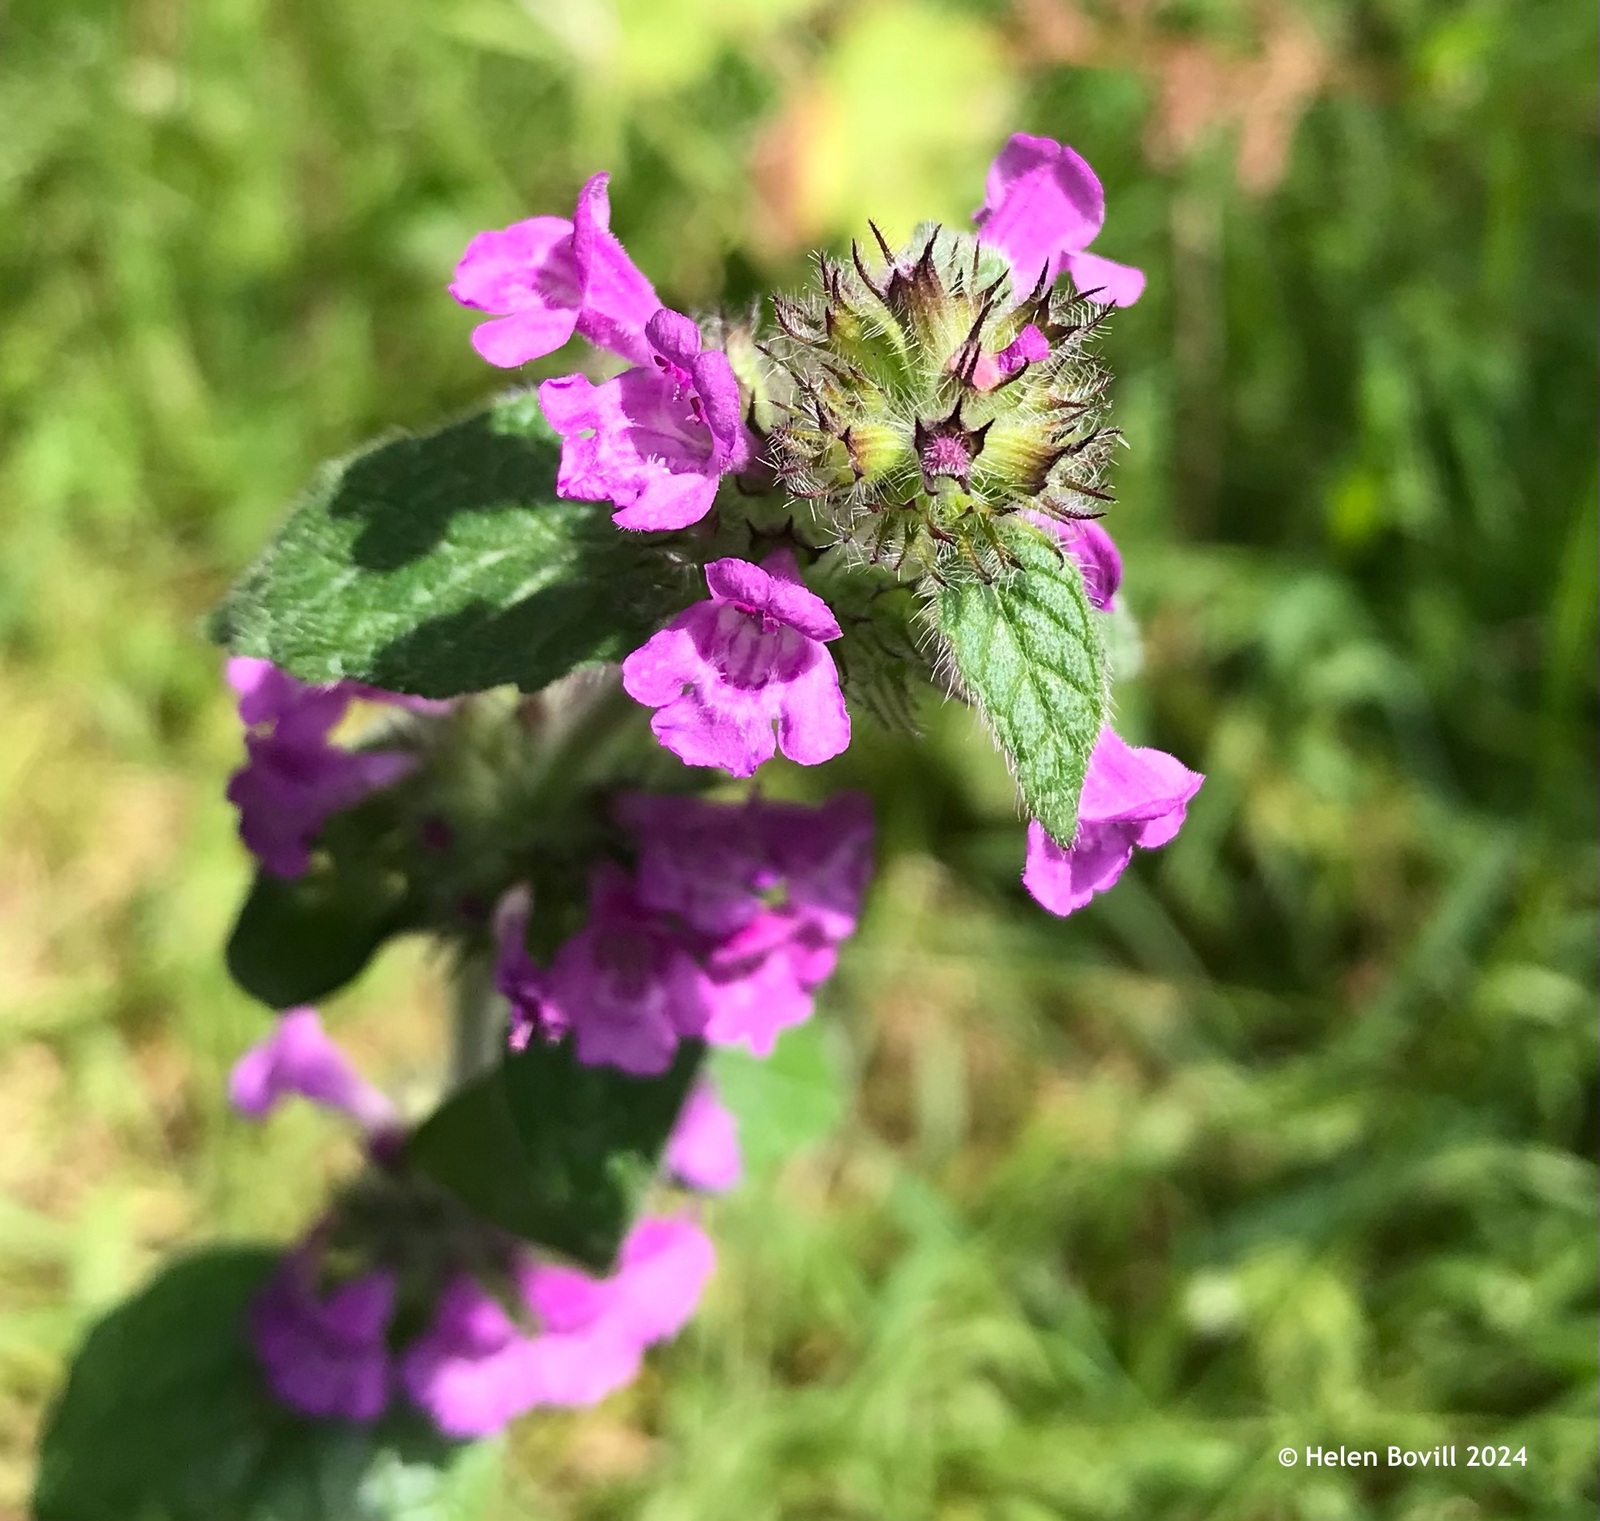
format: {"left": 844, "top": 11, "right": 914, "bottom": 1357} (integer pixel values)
{"left": 33, "top": 1248, "right": 502, "bottom": 1521}
{"left": 407, "top": 1037, "right": 703, "bottom": 1271}
{"left": 709, "top": 1019, "right": 848, "bottom": 1175}
{"left": 935, "top": 520, "right": 1109, "bottom": 844}
{"left": 210, "top": 393, "right": 695, "bottom": 700}
{"left": 226, "top": 795, "right": 420, "bottom": 1009}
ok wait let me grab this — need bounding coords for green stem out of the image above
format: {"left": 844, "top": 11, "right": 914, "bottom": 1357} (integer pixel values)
{"left": 448, "top": 948, "right": 500, "bottom": 1090}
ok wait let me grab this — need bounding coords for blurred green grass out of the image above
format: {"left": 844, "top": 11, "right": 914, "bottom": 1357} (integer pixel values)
{"left": 0, "top": 0, "right": 1595, "bottom": 1516}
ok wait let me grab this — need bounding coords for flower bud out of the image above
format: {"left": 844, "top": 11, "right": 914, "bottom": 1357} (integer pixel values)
{"left": 768, "top": 224, "right": 1119, "bottom": 582}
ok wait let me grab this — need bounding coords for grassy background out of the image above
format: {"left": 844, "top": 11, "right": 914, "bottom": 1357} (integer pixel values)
{"left": 1, "top": 0, "right": 1596, "bottom": 1516}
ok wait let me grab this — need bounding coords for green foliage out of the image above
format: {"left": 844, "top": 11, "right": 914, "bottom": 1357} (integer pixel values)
{"left": 32, "top": 1249, "right": 500, "bottom": 1521}
{"left": 937, "top": 521, "right": 1108, "bottom": 843}
{"left": 210, "top": 395, "right": 695, "bottom": 700}
{"left": 709, "top": 1020, "right": 847, "bottom": 1176}
{"left": 407, "top": 1038, "right": 704, "bottom": 1271}
{"left": 227, "top": 803, "right": 419, "bottom": 1011}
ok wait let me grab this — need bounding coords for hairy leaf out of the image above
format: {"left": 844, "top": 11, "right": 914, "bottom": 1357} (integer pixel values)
{"left": 407, "top": 1037, "right": 703, "bottom": 1271}
{"left": 210, "top": 393, "right": 695, "bottom": 700}
{"left": 936, "top": 520, "right": 1108, "bottom": 844}
{"left": 226, "top": 791, "right": 421, "bottom": 1009}
{"left": 33, "top": 1249, "right": 501, "bottom": 1521}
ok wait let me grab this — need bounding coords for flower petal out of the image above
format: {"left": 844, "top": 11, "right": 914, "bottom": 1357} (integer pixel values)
{"left": 449, "top": 217, "right": 576, "bottom": 312}
{"left": 973, "top": 133, "right": 1105, "bottom": 293}
{"left": 471, "top": 307, "right": 580, "bottom": 368}
{"left": 1021, "top": 818, "right": 1134, "bottom": 917}
{"left": 665, "top": 1081, "right": 743, "bottom": 1192}
{"left": 775, "top": 647, "right": 851, "bottom": 767}
{"left": 621, "top": 623, "right": 705, "bottom": 707}
{"left": 1078, "top": 728, "right": 1203, "bottom": 826}
{"left": 570, "top": 172, "right": 660, "bottom": 366}
{"left": 1063, "top": 249, "right": 1146, "bottom": 307}
{"left": 650, "top": 688, "right": 777, "bottom": 777}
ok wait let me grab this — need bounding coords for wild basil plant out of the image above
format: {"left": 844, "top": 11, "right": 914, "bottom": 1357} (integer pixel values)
{"left": 33, "top": 134, "right": 1201, "bottom": 1518}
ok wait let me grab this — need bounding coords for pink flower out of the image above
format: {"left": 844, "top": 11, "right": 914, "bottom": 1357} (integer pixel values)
{"left": 543, "top": 867, "right": 711, "bottom": 1076}
{"left": 621, "top": 551, "right": 850, "bottom": 777}
{"left": 539, "top": 308, "right": 753, "bottom": 532}
{"left": 664, "top": 1080, "right": 742, "bottom": 1193}
{"left": 973, "top": 134, "right": 1145, "bottom": 306}
{"left": 619, "top": 790, "right": 874, "bottom": 1054}
{"left": 492, "top": 885, "right": 560, "bottom": 1052}
{"left": 450, "top": 172, "right": 661, "bottom": 368}
{"left": 224, "top": 658, "right": 422, "bottom": 879}
{"left": 1023, "top": 728, "right": 1203, "bottom": 916}
{"left": 968, "top": 322, "right": 1051, "bottom": 391}
{"left": 229, "top": 1006, "right": 399, "bottom": 1138}
{"left": 250, "top": 1245, "right": 397, "bottom": 1423}
{"left": 614, "top": 792, "right": 774, "bottom": 938}
{"left": 401, "top": 1213, "right": 714, "bottom": 1438}
{"left": 1023, "top": 514, "right": 1123, "bottom": 611}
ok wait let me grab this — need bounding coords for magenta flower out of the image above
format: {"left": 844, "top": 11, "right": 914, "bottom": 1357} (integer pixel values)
{"left": 973, "top": 134, "right": 1145, "bottom": 306}
{"left": 543, "top": 867, "right": 710, "bottom": 1076}
{"left": 225, "top": 658, "right": 421, "bottom": 879}
{"left": 1023, "top": 514, "right": 1123, "bottom": 612}
{"left": 229, "top": 1006, "right": 399, "bottom": 1138}
{"left": 614, "top": 792, "right": 774, "bottom": 938}
{"left": 250, "top": 1245, "right": 397, "bottom": 1423}
{"left": 968, "top": 323, "right": 1051, "bottom": 392}
{"left": 539, "top": 308, "right": 753, "bottom": 532}
{"left": 621, "top": 551, "right": 850, "bottom": 777}
{"left": 664, "top": 1080, "right": 742, "bottom": 1193}
{"left": 401, "top": 1214, "right": 714, "bottom": 1438}
{"left": 450, "top": 172, "right": 661, "bottom": 368}
{"left": 492, "top": 885, "right": 561, "bottom": 1052}
{"left": 1023, "top": 728, "right": 1203, "bottom": 916}
{"left": 616, "top": 789, "right": 874, "bottom": 1054}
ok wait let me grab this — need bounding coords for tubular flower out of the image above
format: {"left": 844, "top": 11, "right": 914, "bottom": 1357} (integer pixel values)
{"left": 618, "top": 790, "right": 874, "bottom": 1055}
{"left": 450, "top": 172, "right": 660, "bottom": 368}
{"left": 250, "top": 1245, "right": 398, "bottom": 1423}
{"left": 1023, "top": 728, "right": 1203, "bottom": 916}
{"left": 972, "top": 133, "right": 1146, "bottom": 306}
{"left": 539, "top": 308, "right": 753, "bottom": 531}
{"left": 401, "top": 1214, "right": 715, "bottom": 1438}
{"left": 542, "top": 867, "right": 711, "bottom": 1076}
{"left": 664, "top": 1080, "right": 743, "bottom": 1193}
{"left": 229, "top": 1006, "right": 399, "bottom": 1138}
{"left": 621, "top": 551, "right": 850, "bottom": 777}
{"left": 224, "top": 658, "right": 423, "bottom": 879}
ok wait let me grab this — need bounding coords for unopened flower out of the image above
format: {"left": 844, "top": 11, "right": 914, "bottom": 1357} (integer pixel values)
{"left": 543, "top": 867, "right": 710, "bottom": 1076}
{"left": 250, "top": 1244, "right": 397, "bottom": 1423}
{"left": 451, "top": 172, "right": 660, "bottom": 368}
{"left": 1023, "top": 728, "right": 1203, "bottom": 916}
{"left": 973, "top": 133, "right": 1146, "bottom": 306}
{"left": 401, "top": 1213, "right": 714, "bottom": 1438}
{"left": 664, "top": 1080, "right": 743, "bottom": 1193}
{"left": 768, "top": 225, "right": 1118, "bottom": 581}
{"left": 622, "top": 551, "right": 850, "bottom": 777}
{"left": 225, "top": 658, "right": 422, "bottom": 879}
{"left": 229, "top": 1006, "right": 400, "bottom": 1138}
{"left": 540, "top": 308, "right": 753, "bottom": 531}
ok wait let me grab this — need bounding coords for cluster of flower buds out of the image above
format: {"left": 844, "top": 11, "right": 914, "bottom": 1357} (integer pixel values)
{"left": 230, "top": 1008, "right": 726, "bottom": 1436}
